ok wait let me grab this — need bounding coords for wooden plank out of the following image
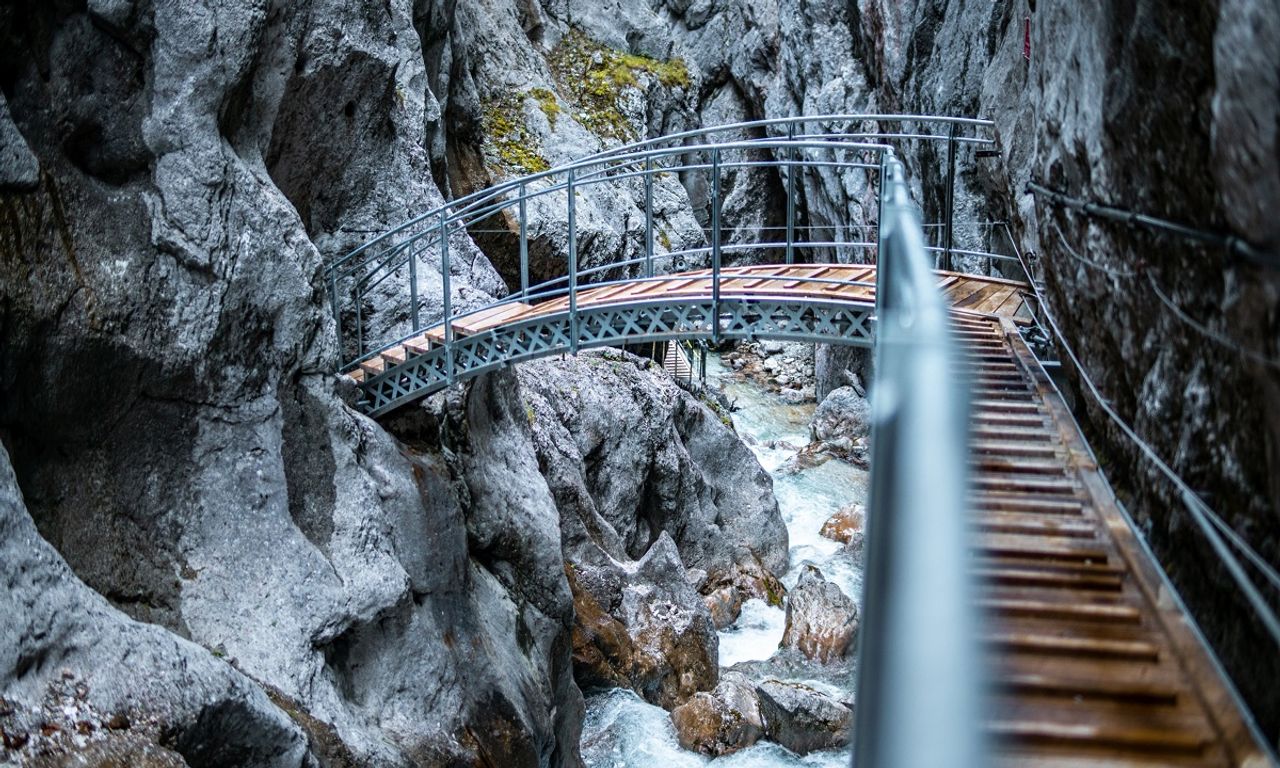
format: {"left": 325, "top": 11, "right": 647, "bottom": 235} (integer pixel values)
{"left": 453, "top": 302, "right": 534, "bottom": 335}
{"left": 983, "top": 634, "right": 1160, "bottom": 662}
{"left": 946, "top": 279, "right": 991, "bottom": 305}
{"left": 976, "top": 567, "right": 1124, "bottom": 593}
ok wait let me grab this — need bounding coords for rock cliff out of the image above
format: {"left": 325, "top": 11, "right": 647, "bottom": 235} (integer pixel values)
{"left": 2, "top": 0, "right": 1277, "bottom": 761}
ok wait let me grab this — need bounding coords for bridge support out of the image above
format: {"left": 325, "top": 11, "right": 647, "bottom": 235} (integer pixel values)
{"left": 644, "top": 158, "right": 654, "bottom": 278}
{"left": 786, "top": 122, "right": 797, "bottom": 265}
{"left": 440, "top": 210, "right": 453, "bottom": 386}
{"left": 941, "top": 121, "right": 958, "bottom": 272}
{"left": 568, "top": 169, "right": 579, "bottom": 354}
{"left": 519, "top": 181, "right": 529, "bottom": 296}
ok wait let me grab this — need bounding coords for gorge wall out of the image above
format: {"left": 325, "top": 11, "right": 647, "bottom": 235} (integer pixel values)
{"left": 1, "top": 0, "right": 1277, "bottom": 764}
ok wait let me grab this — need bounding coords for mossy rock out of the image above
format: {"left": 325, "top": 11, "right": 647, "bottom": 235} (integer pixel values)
{"left": 549, "top": 29, "right": 691, "bottom": 142}
{"left": 481, "top": 92, "right": 553, "bottom": 175}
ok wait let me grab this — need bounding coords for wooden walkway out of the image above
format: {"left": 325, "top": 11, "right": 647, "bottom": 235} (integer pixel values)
{"left": 349, "top": 264, "right": 1031, "bottom": 380}
{"left": 343, "top": 262, "right": 1270, "bottom": 764}
{"left": 962, "top": 315, "right": 1268, "bottom": 766}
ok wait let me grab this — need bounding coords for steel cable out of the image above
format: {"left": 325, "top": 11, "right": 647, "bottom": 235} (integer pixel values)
{"left": 1004, "top": 223, "right": 1280, "bottom": 646}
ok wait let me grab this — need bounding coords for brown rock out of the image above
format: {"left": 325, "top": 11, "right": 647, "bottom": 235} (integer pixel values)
{"left": 566, "top": 534, "right": 719, "bottom": 710}
{"left": 756, "top": 679, "right": 853, "bottom": 755}
{"left": 669, "top": 672, "right": 763, "bottom": 756}
{"left": 703, "top": 585, "right": 744, "bottom": 630}
{"left": 2, "top": 729, "right": 29, "bottom": 750}
{"left": 819, "top": 504, "right": 865, "bottom": 545}
{"left": 780, "top": 565, "right": 859, "bottom": 663}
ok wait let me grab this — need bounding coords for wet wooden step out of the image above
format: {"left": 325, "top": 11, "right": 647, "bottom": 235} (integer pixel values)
{"left": 979, "top": 598, "right": 1142, "bottom": 625}
{"left": 987, "top": 718, "right": 1211, "bottom": 758}
{"left": 973, "top": 513, "right": 1097, "bottom": 539}
{"left": 974, "top": 494, "right": 1086, "bottom": 514}
{"left": 983, "top": 634, "right": 1160, "bottom": 662}
{"left": 975, "top": 566, "right": 1124, "bottom": 593}
{"left": 977, "top": 535, "right": 1111, "bottom": 564}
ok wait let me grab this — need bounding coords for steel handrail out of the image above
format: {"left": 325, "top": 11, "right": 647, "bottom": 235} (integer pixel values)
{"left": 853, "top": 151, "right": 985, "bottom": 767}
{"left": 328, "top": 116, "right": 996, "bottom": 371}
{"left": 328, "top": 114, "right": 993, "bottom": 273}
{"left": 329, "top": 138, "right": 890, "bottom": 276}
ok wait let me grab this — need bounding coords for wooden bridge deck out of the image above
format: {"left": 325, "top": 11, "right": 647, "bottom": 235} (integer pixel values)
{"left": 964, "top": 315, "right": 1267, "bottom": 766}
{"left": 349, "top": 263, "right": 1031, "bottom": 380}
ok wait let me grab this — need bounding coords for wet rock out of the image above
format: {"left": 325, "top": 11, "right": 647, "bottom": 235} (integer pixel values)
{"left": 725, "top": 342, "right": 818, "bottom": 401}
{"left": 781, "top": 565, "right": 859, "bottom": 663}
{"left": 820, "top": 504, "right": 866, "bottom": 545}
{"left": 568, "top": 534, "right": 718, "bottom": 710}
{"left": 755, "top": 679, "right": 854, "bottom": 756}
{"left": 810, "top": 386, "right": 872, "bottom": 443}
{"left": 703, "top": 585, "right": 745, "bottom": 630}
{"left": 669, "top": 672, "right": 764, "bottom": 756}
{"left": 0, "top": 93, "right": 38, "bottom": 191}
{"left": 519, "top": 351, "right": 789, "bottom": 606}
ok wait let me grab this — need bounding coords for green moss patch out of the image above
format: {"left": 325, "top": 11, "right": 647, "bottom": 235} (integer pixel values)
{"left": 482, "top": 93, "right": 552, "bottom": 174}
{"left": 549, "top": 29, "right": 691, "bottom": 142}
{"left": 529, "top": 87, "right": 561, "bottom": 129}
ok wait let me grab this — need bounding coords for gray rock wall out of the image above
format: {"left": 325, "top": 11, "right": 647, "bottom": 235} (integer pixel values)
{"left": 2, "top": 0, "right": 1276, "bottom": 758}
{"left": 876, "top": 0, "right": 1280, "bottom": 737}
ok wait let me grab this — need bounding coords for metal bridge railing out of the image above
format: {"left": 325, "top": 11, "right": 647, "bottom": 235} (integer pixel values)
{"left": 853, "top": 151, "right": 986, "bottom": 767}
{"left": 323, "top": 115, "right": 999, "bottom": 372}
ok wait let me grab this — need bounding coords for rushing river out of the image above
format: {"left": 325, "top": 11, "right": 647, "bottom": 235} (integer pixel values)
{"left": 581, "top": 354, "right": 869, "bottom": 767}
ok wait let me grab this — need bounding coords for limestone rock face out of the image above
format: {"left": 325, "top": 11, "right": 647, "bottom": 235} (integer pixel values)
{"left": 518, "top": 351, "right": 790, "bottom": 603}
{"left": 567, "top": 533, "right": 718, "bottom": 710}
{"left": 755, "top": 679, "right": 854, "bottom": 755}
{"left": 780, "top": 564, "right": 859, "bottom": 663}
{"left": 0, "top": 0, "right": 593, "bottom": 761}
{"left": 0, "top": 443, "right": 309, "bottom": 767}
{"left": 669, "top": 672, "right": 764, "bottom": 756}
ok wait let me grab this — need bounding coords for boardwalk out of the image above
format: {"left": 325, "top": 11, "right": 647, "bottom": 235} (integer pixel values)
{"left": 340, "top": 263, "right": 1269, "bottom": 764}
{"left": 964, "top": 315, "right": 1267, "bottom": 766}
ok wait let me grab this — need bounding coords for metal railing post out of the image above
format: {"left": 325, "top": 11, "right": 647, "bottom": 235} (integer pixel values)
{"left": 440, "top": 211, "right": 453, "bottom": 385}
{"left": 942, "top": 121, "right": 958, "bottom": 272}
{"left": 786, "top": 122, "right": 797, "bottom": 265}
{"left": 355, "top": 291, "right": 364, "bottom": 360}
{"left": 644, "top": 157, "right": 655, "bottom": 278}
{"left": 409, "top": 237, "right": 420, "bottom": 332}
{"left": 519, "top": 182, "right": 529, "bottom": 297}
{"left": 568, "top": 169, "right": 579, "bottom": 354}
{"left": 330, "top": 275, "right": 344, "bottom": 365}
{"left": 875, "top": 149, "right": 892, "bottom": 327}
{"left": 711, "top": 149, "right": 722, "bottom": 344}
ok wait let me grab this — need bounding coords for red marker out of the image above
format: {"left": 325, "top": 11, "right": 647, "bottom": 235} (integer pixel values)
{"left": 1024, "top": 17, "right": 1032, "bottom": 61}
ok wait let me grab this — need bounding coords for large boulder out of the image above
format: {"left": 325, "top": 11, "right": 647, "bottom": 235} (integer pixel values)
{"left": 810, "top": 386, "right": 873, "bottom": 443}
{"left": 519, "top": 351, "right": 790, "bottom": 622}
{"left": 669, "top": 672, "right": 764, "bottom": 756}
{"left": 780, "top": 565, "right": 860, "bottom": 663}
{"left": 807, "top": 386, "right": 873, "bottom": 466}
{"left": 756, "top": 679, "right": 854, "bottom": 756}
{"left": 567, "top": 534, "right": 718, "bottom": 710}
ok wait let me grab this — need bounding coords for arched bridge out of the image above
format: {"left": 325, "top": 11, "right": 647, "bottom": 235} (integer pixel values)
{"left": 326, "top": 117, "right": 1275, "bottom": 766}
